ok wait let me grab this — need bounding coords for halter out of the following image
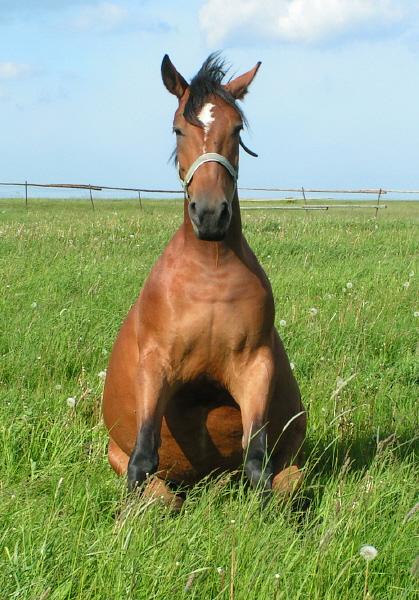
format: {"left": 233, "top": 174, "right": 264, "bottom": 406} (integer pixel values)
{"left": 179, "top": 152, "right": 238, "bottom": 199}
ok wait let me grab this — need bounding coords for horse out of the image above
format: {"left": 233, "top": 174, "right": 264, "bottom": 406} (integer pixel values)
{"left": 102, "top": 54, "right": 306, "bottom": 507}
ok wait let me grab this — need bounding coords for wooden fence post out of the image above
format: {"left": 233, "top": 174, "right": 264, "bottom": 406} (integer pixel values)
{"left": 89, "top": 185, "right": 95, "bottom": 210}
{"left": 375, "top": 188, "right": 382, "bottom": 218}
{"left": 302, "top": 186, "right": 308, "bottom": 214}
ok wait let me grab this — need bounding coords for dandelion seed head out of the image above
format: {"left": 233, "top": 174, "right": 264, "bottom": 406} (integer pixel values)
{"left": 359, "top": 545, "right": 378, "bottom": 561}
{"left": 66, "top": 397, "right": 76, "bottom": 409}
{"left": 274, "top": 573, "right": 280, "bottom": 579}
{"left": 309, "top": 307, "right": 318, "bottom": 316}
{"left": 98, "top": 370, "right": 107, "bottom": 381}
{"left": 279, "top": 319, "right": 287, "bottom": 327}
{"left": 290, "top": 362, "right": 295, "bottom": 371}
{"left": 31, "top": 301, "right": 37, "bottom": 309}
{"left": 414, "top": 311, "right": 419, "bottom": 318}
{"left": 346, "top": 282, "right": 353, "bottom": 289}
{"left": 216, "top": 567, "right": 224, "bottom": 574}
{"left": 403, "top": 281, "right": 410, "bottom": 289}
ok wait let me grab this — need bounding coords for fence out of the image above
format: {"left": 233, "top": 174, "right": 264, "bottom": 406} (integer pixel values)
{"left": 0, "top": 180, "right": 418, "bottom": 214}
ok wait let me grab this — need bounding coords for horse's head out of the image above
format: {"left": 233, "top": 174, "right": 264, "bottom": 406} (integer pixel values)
{"left": 162, "top": 53, "right": 260, "bottom": 241}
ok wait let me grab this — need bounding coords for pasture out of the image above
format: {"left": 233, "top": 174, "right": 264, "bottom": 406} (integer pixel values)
{"left": 0, "top": 199, "right": 417, "bottom": 599}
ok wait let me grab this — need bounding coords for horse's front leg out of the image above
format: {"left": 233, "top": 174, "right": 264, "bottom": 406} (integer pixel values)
{"left": 229, "top": 347, "right": 275, "bottom": 495}
{"left": 127, "top": 359, "right": 169, "bottom": 492}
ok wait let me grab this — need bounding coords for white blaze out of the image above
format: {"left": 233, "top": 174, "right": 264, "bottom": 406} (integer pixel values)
{"left": 198, "top": 102, "right": 215, "bottom": 151}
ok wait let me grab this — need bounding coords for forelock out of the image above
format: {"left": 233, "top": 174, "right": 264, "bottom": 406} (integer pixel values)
{"left": 183, "top": 52, "right": 247, "bottom": 128}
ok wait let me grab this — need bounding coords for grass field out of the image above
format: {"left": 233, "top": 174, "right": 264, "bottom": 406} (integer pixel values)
{"left": 0, "top": 198, "right": 418, "bottom": 599}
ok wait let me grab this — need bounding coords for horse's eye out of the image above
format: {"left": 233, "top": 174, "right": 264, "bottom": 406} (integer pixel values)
{"left": 173, "top": 127, "right": 184, "bottom": 136}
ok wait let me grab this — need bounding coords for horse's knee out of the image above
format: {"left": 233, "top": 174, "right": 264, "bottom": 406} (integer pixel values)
{"left": 143, "top": 476, "right": 184, "bottom": 511}
{"left": 272, "top": 465, "right": 304, "bottom": 497}
{"left": 127, "top": 422, "right": 159, "bottom": 491}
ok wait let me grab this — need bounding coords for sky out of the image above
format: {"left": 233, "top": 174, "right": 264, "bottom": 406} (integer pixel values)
{"left": 1, "top": 0, "right": 419, "bottom": 194}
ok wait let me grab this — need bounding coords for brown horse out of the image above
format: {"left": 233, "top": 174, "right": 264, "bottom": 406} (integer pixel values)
{"left": 102, "top": 54, "right": 306, "bottom": 505}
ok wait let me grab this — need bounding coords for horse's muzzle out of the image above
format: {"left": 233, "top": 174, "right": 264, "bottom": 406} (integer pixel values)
{"left": 189, "top": 199, "right": 232, "bottom": 241}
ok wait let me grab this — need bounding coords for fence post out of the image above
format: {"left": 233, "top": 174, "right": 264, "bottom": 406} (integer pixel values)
{"left": 302, "top": 186, "right": 308, "bottom": 214}
{"left": 25, "top": 180, "right": 28, "bottom": 209}
{"left": 138, "top": 190, "right": 143, "bottom": 209}
{"left": 89, "top": 185, "right": 95, "bottom": 211}
{"left": 375, "top": 188, "right": 382, "bottom": 219}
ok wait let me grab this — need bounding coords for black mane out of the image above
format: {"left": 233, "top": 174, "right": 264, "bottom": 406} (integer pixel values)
{"left": 184, "top": 52, "right": 247, "bottom": 128}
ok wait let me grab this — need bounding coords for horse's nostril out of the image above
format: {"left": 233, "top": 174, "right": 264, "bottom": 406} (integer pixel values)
{"left": 189, "top": 201, "right": 196, "bottom": 212}
{"left": 220, "top": 202, "right": 229, "bottom": 218}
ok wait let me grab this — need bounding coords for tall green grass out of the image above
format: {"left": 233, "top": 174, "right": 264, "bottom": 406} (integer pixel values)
{"left": 0, "top": 199, "right": 417, "bottom": 599}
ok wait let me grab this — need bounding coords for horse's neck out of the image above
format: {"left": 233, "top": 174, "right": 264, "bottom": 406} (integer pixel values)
{"left": 182, "top": 194, "right": 243, "bottom": 257}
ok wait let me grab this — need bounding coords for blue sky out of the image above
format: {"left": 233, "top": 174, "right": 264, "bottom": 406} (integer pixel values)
{"left": 1, "top": 0, "right": 419, "bottom": 192}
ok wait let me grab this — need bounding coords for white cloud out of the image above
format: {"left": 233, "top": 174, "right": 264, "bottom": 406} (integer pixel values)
{"left": 0, "top": 62, "right": 31, "bottom": 79}
{"left": 199, "top": 0, "right": 407, "bottom": 45}
{"left": 72, "top": 2, "right": 128, "bottom": 32}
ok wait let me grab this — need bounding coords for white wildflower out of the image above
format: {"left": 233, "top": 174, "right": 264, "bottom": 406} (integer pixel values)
{"left": 66, "top": 397, "right": 76, "bottom": 409}
{"left": 414, "top": 311, "right": 419, "bottom": 318}
{"left": 346, "top": 282, "right": 353, "bottom": 289}
{"left": 359, "top": 545, "right": 378, "bottom": 561}
{"left": 309, "top": 307, "right": 318, "bottom": 316}
{"left": 290, "top": 362, "right": 295, "bottom": 370}
{"left": 216, "top": 567, "right": 224, "bottom": 574}
{"left": 403, "top": 281, "right": 410, "bottom": 289}
{"left": 279, "top": 319, "right": 287, "bottom": 327}
{"left": 230, "top": 519, "right": 236, "bottom": 524}
{"left": 31, "top": 302, "right": 37, "bottom": 309}
{"left": 274, "top": 573, "right": 280, "bottom": 579}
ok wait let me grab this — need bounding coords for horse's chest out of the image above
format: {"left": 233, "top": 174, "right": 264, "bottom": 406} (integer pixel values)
{"left": 165, "top": 272, "right": 272, "bottom": 376}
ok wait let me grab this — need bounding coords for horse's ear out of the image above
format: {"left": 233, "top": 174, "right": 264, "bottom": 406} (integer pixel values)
{"left": 225, "top": 62, "right": 261, "bottom": 100}
{"left": 161, "top": 55, "right": 188, "bottom": 99}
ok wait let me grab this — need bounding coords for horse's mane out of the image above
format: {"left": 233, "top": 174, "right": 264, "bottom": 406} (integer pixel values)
{"left": 184, "top": 52, "right": 247, "bottom": 128}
